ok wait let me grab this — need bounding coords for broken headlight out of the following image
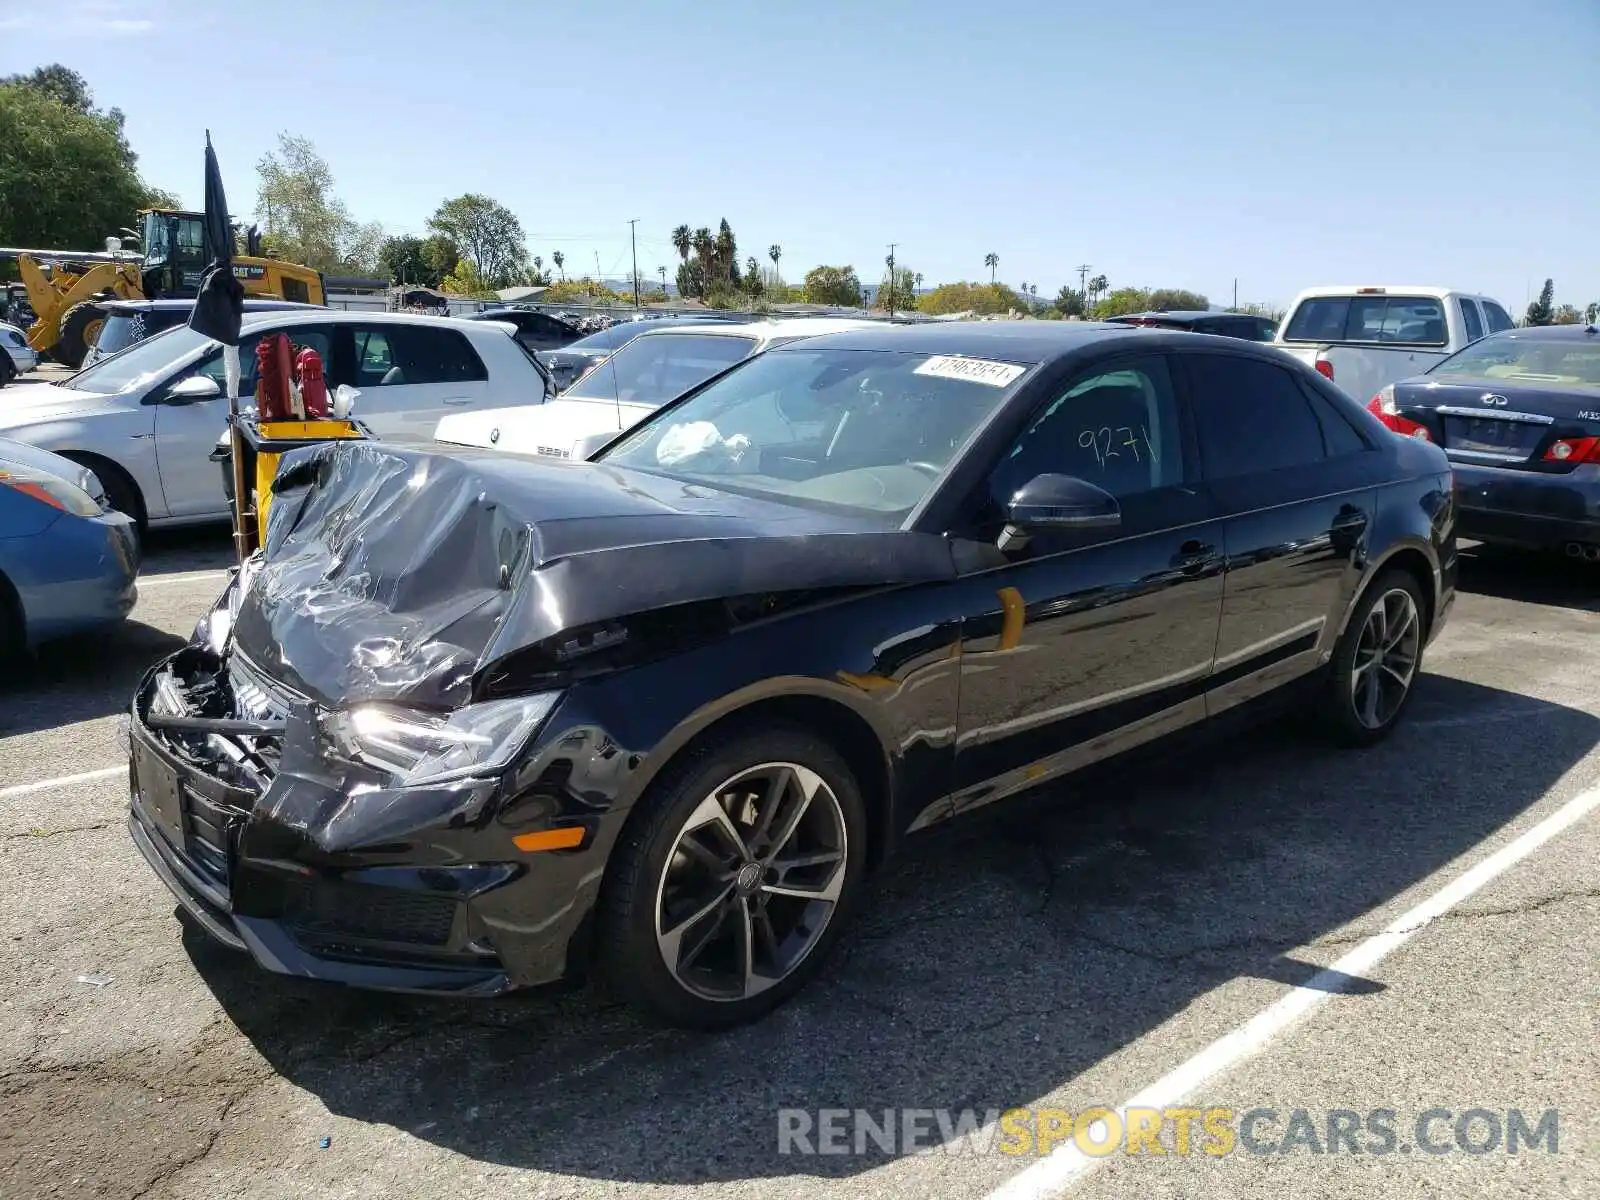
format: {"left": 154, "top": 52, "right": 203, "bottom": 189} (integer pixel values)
{"left": 327, "top": 694, "right": 559, "bottom": 787}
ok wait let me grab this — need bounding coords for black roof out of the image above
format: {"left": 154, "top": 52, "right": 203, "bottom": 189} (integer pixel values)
{"left": 1485, "top": 324, "right": 1600, "bottom": 342}
{"left": 778, "top": 320, "right": 1157, "bottom": 364}
{"left": 1105, "top": 310, "right": 1259, "bottom": 325}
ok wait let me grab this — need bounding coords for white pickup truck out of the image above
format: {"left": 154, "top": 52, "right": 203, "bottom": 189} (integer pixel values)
{"left": 1275, "top": 285, "right": 1516, "bottom": 404}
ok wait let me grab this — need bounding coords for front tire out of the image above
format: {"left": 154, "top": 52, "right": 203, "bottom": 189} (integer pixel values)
{"left": 595, "top": 724, "right": 868, "bottom": 1029}
{"left": 54, "top": 301, "right": 104, "bottom": 370}
{"left": 1318, "top": 569, "right": 1426, "bottom": 746}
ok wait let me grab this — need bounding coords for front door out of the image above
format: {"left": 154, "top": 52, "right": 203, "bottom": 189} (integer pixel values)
{"left": 152, "top": 326, "right": 335, "bottom": 518}
{"left": 1174, "top": 350, "right": 1387, "bottom": 715}
{"left": 946, "top": 354, "right": 1226, "bottom": 815}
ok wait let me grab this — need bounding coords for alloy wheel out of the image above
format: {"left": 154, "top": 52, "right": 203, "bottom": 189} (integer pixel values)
{"left": 1350, "top": 587, "right": 1421, "bottom": 729}
{"left": 654, "top": 762, "right": 848, "bottom": 1002}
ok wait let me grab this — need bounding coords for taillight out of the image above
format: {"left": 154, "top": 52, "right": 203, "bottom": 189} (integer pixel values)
{"left": 1367, "top": 385, "right": 1431, "bottom": 440}
{"left": 1315, "top": 358, "right": 1335, "bottom": 381}
{"left": 1543, "top": 436, "right": 1600, "bottom": 464}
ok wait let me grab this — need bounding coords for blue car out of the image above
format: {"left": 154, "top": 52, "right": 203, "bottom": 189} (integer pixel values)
{"left": 0, "top": 437, "right": 139, "bottom": 652}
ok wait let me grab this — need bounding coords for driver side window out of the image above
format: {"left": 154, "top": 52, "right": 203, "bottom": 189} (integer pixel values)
{"left": 190, "top": 328, "right": 334, "bottom": 399}
{"left": 986, "top": 356, "right": 1185, "bottom": 515}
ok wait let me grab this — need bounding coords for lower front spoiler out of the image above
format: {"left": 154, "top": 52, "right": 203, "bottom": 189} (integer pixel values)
{"left": 128, "top": 795, "right": 514, "bottom": 998}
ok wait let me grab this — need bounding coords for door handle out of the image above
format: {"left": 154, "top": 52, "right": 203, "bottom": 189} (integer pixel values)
{"left": 1330, "top": 510, "right": 1369, "bottom": 532}
{"left": 1172, "top": 539, "right": 1217, "bottom": 574}
{"left": 442, "top": 397, "right": 474, "bottom": 406}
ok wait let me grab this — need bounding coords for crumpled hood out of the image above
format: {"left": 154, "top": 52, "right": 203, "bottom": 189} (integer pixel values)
{"left": 232, "top": 441, "right": 954, "bottom": 709}
{"left": 0, "top": 385, "right": 117, "bottom": 429}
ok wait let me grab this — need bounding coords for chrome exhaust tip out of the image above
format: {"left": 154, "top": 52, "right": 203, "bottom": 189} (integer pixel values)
{"left": 1564, "top": 542, "right": 1586, "bottom": 559}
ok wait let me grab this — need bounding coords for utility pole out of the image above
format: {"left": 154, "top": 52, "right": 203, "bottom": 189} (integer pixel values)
{"left": 1077, "top": 263, "right": 1092, "bottom": 304}
{"left": 1233, "top": 278, "right": 1238, "bottom": 311}
{"left": 628, "top": 219, "right": 640, "bottom": 309}
{"left": 886, "top": 242, "right": 897, "bottom": 319}
{"left": 594, "top": 250, "right": 603, "bottom": 304}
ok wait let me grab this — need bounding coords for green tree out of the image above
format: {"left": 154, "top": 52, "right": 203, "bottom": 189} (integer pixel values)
{"left": 1553, "top": 304, "right": 1582, "bottom": 325}
{"left": 1052, "top": 285, "right": 1087, "bottom": 317}
{"left": 428, "top": 194, "right": 528, "bottom": 287}
{"left": 543, "top": 277, "right": 620, "bottom": 304}
{"left": 1525, "top": 278, "right": 1555, "bottom": 326}
{"left": 0, "top": 66, "right": 169, "bottom": 253}
{"left": 803, "top": 265, "right": 863, "bottom": 307}
{"left": 1092, "top": 287, "right": 1154, "bottom": 318}
{"left": 380, "top": 235, "right": 434, "bottom": 285}
{"left": 918, "top": 281, "right": 1024, "bottom": 316}
{"left": 1585, "top": 301, "right": 1598, "bottom": 325}
{"left": 1146, "top": 288, "right": 1209, "bottom": 312}
{"left": 877, "top": 264, "right": 918, "bottom": 311}
{"left": 672, "top": 225, "right": 692, "bottom": 263}
{"left": 255, "top": 133, "right": 366, "bottom": 271}
{"left": 745, "top": 256, "right": 764, "bottom": 297}
{"left": 1088, "top": 274, "right": 1109, "bottom": 306}
{"left": 440, "top": 257, "right": 495, "bottom": 298}
{"left": 984, "top": 252, "right": 998, "bottom": 283}
{"left": 769, "top": 244, "right": 782, "bottom": 285}
{"left": 552, "top": 250, "right": 565, "bottom": 281}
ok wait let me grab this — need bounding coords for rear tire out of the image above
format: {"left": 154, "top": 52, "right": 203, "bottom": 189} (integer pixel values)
{"left": 0, "top": 353, "right": 15, "bottom": 388}
{"left": 594, "top": 723, "right": 868, "bottom": 1029}
{"left": 0, "top": 570, "right": 25, "bottom": 659}
{"left": 1316, "top": 569, "right": 1427, "bottom": 746}
{"left": 54, "top": 302, "right": 104, "bottom": 370}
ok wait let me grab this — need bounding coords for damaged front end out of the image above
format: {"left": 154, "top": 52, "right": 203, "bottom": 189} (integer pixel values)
{"left": 128, "top": 440, "right": 955, "bottom": 996}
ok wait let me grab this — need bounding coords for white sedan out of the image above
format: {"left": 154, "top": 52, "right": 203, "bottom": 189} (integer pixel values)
{"left": 0, "top": 310, "right": 551, "bottom": 529}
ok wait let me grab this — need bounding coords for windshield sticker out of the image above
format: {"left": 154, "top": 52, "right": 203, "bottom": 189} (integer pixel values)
{"left": 914, "top": 355, "right": 1026, "bottom": 388}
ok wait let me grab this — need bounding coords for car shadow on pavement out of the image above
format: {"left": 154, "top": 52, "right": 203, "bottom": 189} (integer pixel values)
{"left": 188, "top": 669, "right": 1600, "bottom": 1186}
{"left": 0, "top": 620, "right": 185, "bottom": 737}
{"left": 1454, "top": 543, "right": 1600, "bottom": 613}
{"left": 138, "top": 525, "right": 236, "bottom": 578}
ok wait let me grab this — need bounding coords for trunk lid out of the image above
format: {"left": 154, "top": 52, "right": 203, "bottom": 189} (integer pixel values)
{"left": 1392, "top": 377, "right": 1600, "bottom": 471}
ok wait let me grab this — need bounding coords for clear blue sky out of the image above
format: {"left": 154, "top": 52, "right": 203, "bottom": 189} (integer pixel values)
{"left": 5, "top": 0, "right": 1598, "bottom": 311}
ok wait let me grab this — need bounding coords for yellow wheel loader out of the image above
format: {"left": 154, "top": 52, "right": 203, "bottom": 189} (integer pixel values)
{"left": 0, "top": 209, "right": 325, "bottom": 368}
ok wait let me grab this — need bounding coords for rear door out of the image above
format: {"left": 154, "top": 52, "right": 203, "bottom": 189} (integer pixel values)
{"left": 343, "top": 323, "right": 491, "bottom": 443}
{"left": 1176, "top": 349, "right": 1389, "bottom": 716}
{"left": 947, "top": 353, "right": 1225, "bottom": 811}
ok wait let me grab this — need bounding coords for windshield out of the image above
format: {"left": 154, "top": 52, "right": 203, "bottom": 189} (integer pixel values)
{"left": 93, "top": 309, "right": 187, "bottom": 359}
{"left": 597, "top": 347, "right": 1026, "bottom": 517}
{"left": 1429, "top": 336, "right": 1600, "bottom": 388}
{"left": 566, "top": 332, "right": 756, "bottom": 404}
{"left": 65, "top": 325, "right": 213, "bottom": 394}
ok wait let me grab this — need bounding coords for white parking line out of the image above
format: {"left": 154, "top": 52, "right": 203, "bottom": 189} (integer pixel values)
{"left": 137, "top": 569, "right": 229, "bottom": 590}
{"left": 0, "top": 765, "right": 123, "bottom": 801}
{"left": 985, "top": 781, "right": 1600, "bottom": 1200}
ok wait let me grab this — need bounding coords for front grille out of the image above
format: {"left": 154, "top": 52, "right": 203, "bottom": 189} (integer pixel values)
{"left": 179, "top": 778, "right": 251, "bottom": 886}
{"left": 284, "top": 881, "right": 458, "bottom": 947}
{"left": 228, "top": 652, "right": 296, "bottom": 723}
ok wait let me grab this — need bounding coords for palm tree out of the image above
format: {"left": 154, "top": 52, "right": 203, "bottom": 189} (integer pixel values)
{"left": 768, "top": 243, "right": 781, "bottom": 284}
{"left": 984, "top": 252, "right": 998, "bottom": 283}
{"left": 914, "top": 272, "right": 923, "bottom": 294}
{"left": 1089, "top": 274, "right": 1108, "bottom": 305}
{"left": 532, "top": 255, "right": 544, "bottom": 284}
{"left": 658, "top": 265, "right": 667, "bottom": 295}
{"left": 671, "top": 225, "right": 692, "bottom": 262}
{"left": 552, "top": 250, "right": 565, "bottom": 281}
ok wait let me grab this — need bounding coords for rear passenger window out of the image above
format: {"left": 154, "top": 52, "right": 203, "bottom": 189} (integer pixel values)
{"left": 1184, "top": 354, "right": 1328, "bottom": 478}
{"left": 1296, "top": 378, "right": 1371, "bottom": 457}
{"left": 353, "top": 326, "right": 487, "bottom": 386}
{"left": 1458, "top": 299, "right": 1485, "bottom": 343}
{"left": 1483, "top": 302, "right": 1515, "bottom": 333}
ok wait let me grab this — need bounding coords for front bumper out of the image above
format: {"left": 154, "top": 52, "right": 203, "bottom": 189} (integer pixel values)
{"left": 126, "top": 650, "right": 614, "bottom": 996}
{"left": 1451, "top": 461, "right": 1600, "bottom": 549}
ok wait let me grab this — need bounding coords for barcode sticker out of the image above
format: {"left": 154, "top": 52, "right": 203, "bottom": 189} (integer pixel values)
{"left": 913, "top": 355, "right": 1026, "bottom": 388}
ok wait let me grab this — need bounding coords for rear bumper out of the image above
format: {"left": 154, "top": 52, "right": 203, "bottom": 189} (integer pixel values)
{"left": 1451, "top": 461, "right": 1600, "bottom": 548}
{"left": 12, "top": 510, "right": 139, "bottom": 645}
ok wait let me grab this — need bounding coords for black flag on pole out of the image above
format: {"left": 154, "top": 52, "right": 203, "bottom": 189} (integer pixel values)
{"left": 188, "top": 131, "right": 244, "bottom": 347}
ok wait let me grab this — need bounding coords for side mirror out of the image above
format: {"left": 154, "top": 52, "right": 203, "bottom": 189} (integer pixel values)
{"left": 1006, "top": 473, "right": 1120, "bottom": 530}
{"left": 165, "top": 375, "right": 222, "bottom": 404}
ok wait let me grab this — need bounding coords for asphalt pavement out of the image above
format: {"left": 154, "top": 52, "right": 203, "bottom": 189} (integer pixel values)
{"left": 0, "top": 531, "right": 1596, "bottom": 1200}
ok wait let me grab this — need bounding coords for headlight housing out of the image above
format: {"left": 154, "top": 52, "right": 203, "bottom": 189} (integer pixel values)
{"left": 0, "top": 463, "right": 103, "bottom": 517}
{"left": 327, "top": 693, "right": 559, "bottom": 787}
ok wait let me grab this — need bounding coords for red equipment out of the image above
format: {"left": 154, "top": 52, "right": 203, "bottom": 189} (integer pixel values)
{"left": 296, "top": 347, "right": 329, "bottom": 418}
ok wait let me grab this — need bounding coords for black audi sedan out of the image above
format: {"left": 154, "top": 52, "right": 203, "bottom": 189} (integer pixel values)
{"left": 1366, "top": 323, "right": 1600, "bottom": 558}
{"left": 127, "top": 322, "right": 1456, "bottom": 1028}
